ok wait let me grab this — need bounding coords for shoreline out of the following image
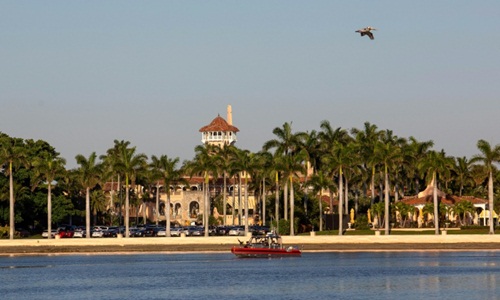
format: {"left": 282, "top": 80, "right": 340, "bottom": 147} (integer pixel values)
{"left": 1, "top": 234, "right": 499, "bottom": 256}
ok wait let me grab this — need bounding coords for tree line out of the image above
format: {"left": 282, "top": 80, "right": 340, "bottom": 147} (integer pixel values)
{"left": 1, "top": 120, "right": 500, "bottom": 239}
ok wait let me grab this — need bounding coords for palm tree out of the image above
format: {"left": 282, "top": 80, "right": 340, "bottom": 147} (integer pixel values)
{"left": 375, "top": 133, "right": 403, "bottom": 235}
{"left": 231, "top": 148, "right": 256, "bottom": 235}
{"left": 213, "top": 145, "right": 235, "bottom": 226}
{"left": 319, "top": 121, "right": 352, "bottom": 234}
{"left": 263, "top": 122, "right": 303, "bottom": 156}
{"left": 351, "top": 122, "right": 382, "bottom": 205}
{"left": 419, "top": 150, "right": 452, "bottom": 235}
{"left": 115, "top": 145, "right": 147, "bottom": 238}
{"left": 322, "top": 141, "right": 351, "bottom": 235}
{"left": 90, "top": 189, "right": 107, "bottom": 225}
{"left": 471, "top": 139, "right": 500, "bottom": 234}
{"left": 32, "top": 154, "right": 67, "bottom": 239}
{"left": 421, "top": 203, "right": 434, "bottom": 227}
{"left": 394, "top": 201, "right": 413, "bottom": 228}
{"left": 75, "top": 152, "right": 103, "bottom": 238}
{"left": 0, "top": 135, "right": 26, "bottom": 239}
{"left": 149, "top": 156, "right": 164, "bottom": 226}
{"left": 272, "top": 153, "right": 282, "bottom": 232}
{"left": 264, "top": 122, "right": 307, "bottom": 223}
{"left": 101, "top": 140, "right": 132, "bottom": 227}
{"left": 404, "top": 137, "right": 434, "bottom": 195}
{"left": 298, "top": 130, "right": 321, "bottom": 217}
{"left": 371, "top": 201, "right": 385, "bottom": 229}
{"left": 189, "top": 145, "right": 218, "bottom": 236}
{"left": 279, "top": 150, "right": 306, "bottom": 235}
{"left": 308, "top": 170, "right": 334, "bottom": 231}
{"left": 452, "top": 200, "right": 475, "bottom": 226}
{"left": 454, "top": 157, "right": 473, "bottom": 197}
{"left": 151, "top": 154, "right": 184, "bottom": 237}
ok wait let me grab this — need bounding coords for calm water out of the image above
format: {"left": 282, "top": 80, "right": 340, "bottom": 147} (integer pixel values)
{"left": 0, "top": 251, "right": 499, "bottom": 300}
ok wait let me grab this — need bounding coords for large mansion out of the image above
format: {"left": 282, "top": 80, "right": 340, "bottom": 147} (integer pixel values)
{"left": 103, "top": 105, "right": 259, "bottom": 226}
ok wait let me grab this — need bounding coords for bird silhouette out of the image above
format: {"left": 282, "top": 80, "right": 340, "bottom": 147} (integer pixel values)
{"left": 356, "top": 27, "right": 376, "bottom": 40}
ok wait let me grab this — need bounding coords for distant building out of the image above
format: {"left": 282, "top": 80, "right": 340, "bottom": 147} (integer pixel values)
{"left": 103, "top": 105, "right": 256, "bottom": 227}
{"left": 199, "top": 104, "right": 239, "bottom": 147}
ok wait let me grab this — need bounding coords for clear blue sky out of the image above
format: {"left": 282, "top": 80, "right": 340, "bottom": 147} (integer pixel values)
{"left": 2, "top": 1, "right": 499, "bottom": 168}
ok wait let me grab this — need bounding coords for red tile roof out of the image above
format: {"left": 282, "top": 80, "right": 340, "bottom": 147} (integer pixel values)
{"left": 401, "top": 194, "right": 488, "bottom": 206}
{"left": 199, "top": 115, "right": 239, "bottom": 132}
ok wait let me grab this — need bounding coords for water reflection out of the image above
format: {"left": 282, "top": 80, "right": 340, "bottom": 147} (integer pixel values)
{"left": 0, "top": 252, "right": 498, "bottom": 300}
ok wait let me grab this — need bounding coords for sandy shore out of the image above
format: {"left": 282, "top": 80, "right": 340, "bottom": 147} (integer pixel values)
{"left": 1, "top": 234, "right": 499, "bottom": 255}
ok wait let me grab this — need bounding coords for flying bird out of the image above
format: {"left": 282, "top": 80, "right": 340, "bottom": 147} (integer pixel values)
{"left": 356, "top": 27, "right": 376, "bottom": 40}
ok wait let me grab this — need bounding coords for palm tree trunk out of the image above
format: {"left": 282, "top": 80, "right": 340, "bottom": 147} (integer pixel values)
{"left": 488, "top": 172, "right": 495, "bottom": 234}
{"left": 117, "top": 175, "right": 122, "bottom": 227}
{"left": 355, "top": 190, "right": 359, "bottom": 214}
{"left": 290, "top": 176, "right": 295, "bottom": 236}
{"left": 244, "top": 175, "right": 249, "bottom": 235}
{"left": 338, "top": 167, "right": 344, "bottom": 236}
{"left": 110, "top": 177, "right": 115, "bottom": 224}
{"left": 384, "top": 168, "right": 390, "bottom": 235}
{"left": 9, "top": 162, "right": 14, "bottom": 240}
{"left": 231, "top": 175, "right": 235, "bottom": 225}
{"left": 344, "top": 178, "right": 349, "bottom": 215}
{"left": 155, "top": 184, "right": 160, "bottom": 226}
{"left": 433, "top": 172, "right": 440, "bottom": 235}
{"left": 275, "top": 173, "right": 279, "bottom": 233}
{"left": 86, "top": 187, "right": 91, "bottom": 239}
{"left": 371, "top": 166, "right": 376, "bottom": 206}
{"left": 166, "top": 192, "right": 171, "bottom": 237}
{"left": 262, "top": 177, "right": 266, "bottom": 226}
{"left": 284, "top": 180, "right": 288, "bottom": 221}
{"left": 223, "top": 172, "right": 227, "bottom": 226}
{"left": 319, "top": 189, "right": 323, "bottom": 231}
{"left": 125, "top": 176, "right": 130, "bottom": 238}
{"left": 204, "top": 172, "right": 209, "bottom": 237}
{"left": 47, "top": 183, "right": 52, "bottom": 239}
{"left": 238, "top": 174, "right": 242, "bottom": 225}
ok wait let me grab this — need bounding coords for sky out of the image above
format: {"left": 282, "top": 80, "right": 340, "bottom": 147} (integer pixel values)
{"left": 2, "top": 1, "right": 500, "bottom": 168}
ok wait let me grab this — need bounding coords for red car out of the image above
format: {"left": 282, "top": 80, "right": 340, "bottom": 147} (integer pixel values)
{"left": 57, "top": 226, "right": 75, "bottom": 238}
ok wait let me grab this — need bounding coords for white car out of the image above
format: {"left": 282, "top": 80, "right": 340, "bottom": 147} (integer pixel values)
{"left": 228, "top": 227, "right": 246, "bottom": 236}
{"left": 42, "top": 229, "right": 58, "bottom": 238}
{"left": 157, "top": 227, "right": 183, "bottom": 237}
{"left": 73, "top": 228, "right": 85, "bottom": 238}
{"left": 91, "top": 230, "right": 104, "bottom": 238}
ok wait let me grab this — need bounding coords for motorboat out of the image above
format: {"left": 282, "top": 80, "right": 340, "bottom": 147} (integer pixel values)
{"left": 231, "top": 231, "right": 301, "bottom": 258}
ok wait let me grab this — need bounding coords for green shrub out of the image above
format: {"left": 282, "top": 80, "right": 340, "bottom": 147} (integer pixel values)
{"left": 354, "top": 215, "right": 370, "bottom": 230}
{"left": 270, "top": 219, "right": 290, "bottom": 235}
{"left": 0, "top": 226, "right": 9, "bottom": 238}
{"left": 460, "top": 225, "right": 490, "bottom": 230}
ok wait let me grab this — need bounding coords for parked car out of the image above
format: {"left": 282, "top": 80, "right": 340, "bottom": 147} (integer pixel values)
{"left": 184, "top": 226, "right": 202, "bottom": 236}
{"left": 216, "top": 226, "right": 230, "bottom": 236}
{"left": 171, "top": 227, "right": 186, "bottom": 237}
{"left": 90, "top": 226, "right": 108, "bottom": 238}
{"left": 156, "top": 228, "right": 166, "bottom": 237}
{"left": 129, "top": 227, "right": 140, "bottom": 237}
{"left": 136, "top": 225, "right": 161, "bottom": 237}
{"left": 42, "top": 229, "right": 58, "bottom": 238}
{"left": 190, "top": 227, "right": 204, "bottom": 236}
{"left": 73, "top": 227, "right": 86, "bottom": 238}
{"left": 133, "top": 227, "right": 148, "bottom": 237}
{"left": 57, "top": 226, "right": 75, "bottom": 238}
{"left": 103, "top": 227, "right": 119, "bottom": 237}
{"left": 251, "top": 226, "right": 270, "bottom": 236}
{"left": 228, "top": 227, "right": 246, "bottom": 236}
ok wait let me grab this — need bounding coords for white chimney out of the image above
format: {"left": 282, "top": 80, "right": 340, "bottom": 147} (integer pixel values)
{"left": 227, "top": 105, "right": 233, "bottom": 125}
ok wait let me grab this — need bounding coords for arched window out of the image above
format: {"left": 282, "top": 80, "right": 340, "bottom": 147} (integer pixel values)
{"left": 189, "top": 201, "right": 200, "bottom": 218}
